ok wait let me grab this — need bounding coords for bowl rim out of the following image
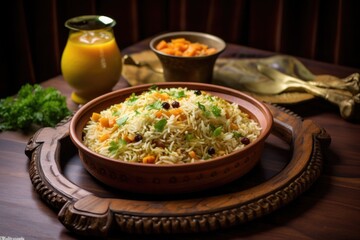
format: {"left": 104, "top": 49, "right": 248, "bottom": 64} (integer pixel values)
{"left": 149, "top": 31, "right": 227, "bottom": 59}
{"left": 70, "top": 82, "right": 273, "bottom": 169}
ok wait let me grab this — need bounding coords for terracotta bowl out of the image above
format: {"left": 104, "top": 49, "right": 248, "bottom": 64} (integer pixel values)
{"left": 70, "top": 82, "right": 273, "bottom": 194}
{"left": 149, "top": 31, "right": 226, "bottom": 83}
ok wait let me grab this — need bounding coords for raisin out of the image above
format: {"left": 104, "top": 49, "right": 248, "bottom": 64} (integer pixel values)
{"left": 241, "top": 137, "right": 250, "bottom": 145}
{"left": 162, "top": 102, "right": 170, "bottom": 109}
{"left": 172, "top": 101, "right": 180, "bottom": 108}
{"left": 194, "top": 90, "right": 202, "bottom": 95}
{"left": 134, "top": 134, "right": 143, "bottom": 142}
{"left": 153, "top": 139, "right": 165, "bottom": 148}
{"left": 207, "top": 147, "right": 216, "bottom": 155}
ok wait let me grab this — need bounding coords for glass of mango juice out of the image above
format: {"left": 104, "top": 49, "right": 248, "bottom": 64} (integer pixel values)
{"left": 61, "top": 15, "right": 122, "bottom": 104}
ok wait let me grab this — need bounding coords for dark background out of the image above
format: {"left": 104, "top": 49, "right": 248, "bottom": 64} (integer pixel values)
{"left": 1, "top": 0, "right": 359, "bottom": 98}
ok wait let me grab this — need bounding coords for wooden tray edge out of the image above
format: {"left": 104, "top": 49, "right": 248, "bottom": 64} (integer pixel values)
{"left": 25, "top": 104, "right": 330, "bottom": 236}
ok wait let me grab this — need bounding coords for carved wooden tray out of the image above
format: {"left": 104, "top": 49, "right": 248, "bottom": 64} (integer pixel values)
{"left": 25, "top": 104, "right": 330, "bottom": 237}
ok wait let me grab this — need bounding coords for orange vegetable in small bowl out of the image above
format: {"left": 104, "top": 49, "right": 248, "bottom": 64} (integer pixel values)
{"left": 156, "top": 38, "right": 217, "bottom": 57}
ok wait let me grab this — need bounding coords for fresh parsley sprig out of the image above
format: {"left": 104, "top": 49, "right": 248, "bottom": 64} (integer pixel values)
{"left": 0, "top": 84, "right": 71, "bottom": 131}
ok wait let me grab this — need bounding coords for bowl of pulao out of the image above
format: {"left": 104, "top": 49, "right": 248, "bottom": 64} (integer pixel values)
{"left": 70, "top": 82, "right": 273, "bottom": 194}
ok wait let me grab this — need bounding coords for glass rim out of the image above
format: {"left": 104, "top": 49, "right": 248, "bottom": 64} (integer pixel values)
{"left": 65, "top": 15, "right": 116, "bottom": 31}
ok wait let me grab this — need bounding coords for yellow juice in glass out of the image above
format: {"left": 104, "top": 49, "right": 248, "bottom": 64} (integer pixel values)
{"left": 61, "top": 30, "right": 122, "bottom": 104}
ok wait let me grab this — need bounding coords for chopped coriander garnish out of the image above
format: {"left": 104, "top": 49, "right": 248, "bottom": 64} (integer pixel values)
{"left": 154, "top": 118, "right": 167, "bottom": 132}
{"left": 108, "top": 139, "right": 127, "bottom": 156}
{"left": 173, "top": 90, "right": 186, "bottom": 98}
{"left": 126, "top": 93, "right": 138, "bottom": 105}
{"left": 116, "top": 116, "right": 128, "bottom": 126}
{"left": 185, "top": 133, "right": 194, "bottom": 141}
{"left": 211, "top": 105, "right": 221, "bottom": 117}
{"left": 233, "top": 132, "right": 243, "bottom": 138}
{"left": 207, "top": 95, "right": 214, "bottom": 101}
{"left": 149, "top": 84, "right": 158, "bottom": 91}
{"left": 198, "top": 102, "right": 206, "bottom": 111}
{"left": 213, "top": 126, "right": 222, "bottom": 137}
{"left": 147, "top": 100, "right": 163, "bottom": 110}
{"left": 198, "top": 102, "right": 211, "bottom": 117}
{"left": 108, "top": 141, "right": 119, "bottom": 154}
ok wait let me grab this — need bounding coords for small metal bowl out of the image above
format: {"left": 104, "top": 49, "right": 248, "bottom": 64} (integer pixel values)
{"left": 149, "top": 31, "right": 226, "bottom": 83}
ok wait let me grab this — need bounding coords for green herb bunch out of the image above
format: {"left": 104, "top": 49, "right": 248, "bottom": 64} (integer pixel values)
{"left": 0, "top": 84, "right": 71, "bottom": 131}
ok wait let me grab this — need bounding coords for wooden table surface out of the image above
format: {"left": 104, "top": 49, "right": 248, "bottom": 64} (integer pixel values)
{"left": 0, "top": 40, "right": 359, "bottom": 240}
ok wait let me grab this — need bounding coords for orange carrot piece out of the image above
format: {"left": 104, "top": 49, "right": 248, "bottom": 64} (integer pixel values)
{"left": 108, "top": 118, "right": 116, "bottom": 128}
{"left": 156, "top": 40, "right": 168, "bottom": 50}
{"left": 166, "top": 108, "right": 186, "bottom": 120}
{"left": 99, "top": 133, "right": 110, "bottom": 142}
{"left": 91, "top": 112, "right": 101, "bottom": 122}
{"left": 160, "top": 48, "right": 176, "bottom": 55}
{"left": 124, "top": 133, "right": 135, "bottom": 143}
{"left": 188, "top": 150, "right": 198, "bottom": 159}
{"left": 143, "top": 155, "right": 156, "bottom": 164}
{"left": 230, "top": 123, "right": 239, "bottom": 130}
{"left": 206, "top": 48, "right": 217, "bottom": 55}
{"left": 167, "top": 108, "right": 183, "bottom": 116}
{"left": 99, "top": 117, "right": 109, "bottom": 128}
{"left": 153, "top": 92, "right": 169, "bottom": 100}
{"left": 155, "top": 110, "right": 163, "bottom": 118}
{"left": 171, "top": 38, "right": 187, "bottom": 43}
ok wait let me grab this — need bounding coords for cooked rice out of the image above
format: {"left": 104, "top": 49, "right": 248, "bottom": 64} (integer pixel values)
{"left": 83, "top": 87, "right": 261, "bottom": 164}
